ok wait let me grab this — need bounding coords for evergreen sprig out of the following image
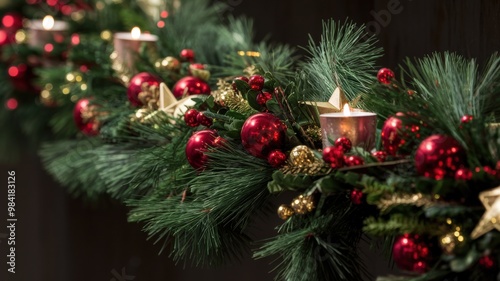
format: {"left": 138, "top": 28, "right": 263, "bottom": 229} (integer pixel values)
{"left": 301, "top": 19, "right": 383, "bottom": 102}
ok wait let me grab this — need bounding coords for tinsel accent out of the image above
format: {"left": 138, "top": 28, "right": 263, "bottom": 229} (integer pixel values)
{"left": 376, "top": 193, "right": 435, "bottom": 212}
{"left": 212, "top": 80, "right": 257, "bottom": 115}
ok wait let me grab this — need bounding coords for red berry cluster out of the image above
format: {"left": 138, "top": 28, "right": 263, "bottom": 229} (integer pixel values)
{"left": 184, "top": 109, "right": 213, "bottom": 127}
{"left": 322, "top": 137, "right": 364, "bottom": 169}
{"left": 232, "top": 75, "right": 274, "bottom": 109}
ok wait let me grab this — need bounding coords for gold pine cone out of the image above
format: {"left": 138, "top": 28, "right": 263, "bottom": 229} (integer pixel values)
{"left": 290, "top": 195, "right": 315, "bottom": 215}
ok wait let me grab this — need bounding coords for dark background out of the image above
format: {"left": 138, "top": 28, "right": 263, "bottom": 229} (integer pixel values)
{"left": 1, "top": 0, "right": 500, "bottom": 280}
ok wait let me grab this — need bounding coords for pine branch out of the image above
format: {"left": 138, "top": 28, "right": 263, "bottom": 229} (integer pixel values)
{"left": 190, "top": 143, "right": 274, "bottom": 229}
{"left": 301, "top": 19, "right": 383, "bottom": 102}
{"left": 256, "top": 195, "right": 368, "bottom": 281}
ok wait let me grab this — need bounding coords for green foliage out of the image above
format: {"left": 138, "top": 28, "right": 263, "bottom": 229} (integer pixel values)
{"left": 301, "top": 19, "right": 383, "bottom": 102}
{"left": 256, "top": 195, "right": 368, "bottom": 281}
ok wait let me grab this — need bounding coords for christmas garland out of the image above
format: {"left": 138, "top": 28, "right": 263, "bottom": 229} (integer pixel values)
{"left": 2, "top": 1, "right": 500, "bottom": 280}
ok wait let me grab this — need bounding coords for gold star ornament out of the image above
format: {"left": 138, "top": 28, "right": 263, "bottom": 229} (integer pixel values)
{"left": 471, "top": 186, "right": 500, "bottom": 239}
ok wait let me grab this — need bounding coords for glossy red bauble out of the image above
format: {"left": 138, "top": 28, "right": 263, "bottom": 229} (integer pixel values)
{"left": 180, "top": 49, "right": 195, "bottom": 62}
{"left": 127, "top": 72, "right": 161, "bottom": 107}
{"left": 73, "top": 98, "right": 100, "bottom": 136}
{"left": 322, "top": 146, "right": 344, "bottom": 169}
{"left": 248, "top": 75, "right": 265, "bottom": 91}
{"left": 392, "top": 234, "right": 432, "bottom": 273}
{"left": 240, "top": 113, "right": 286, "bottom": 159}
{"left": 381, "top": 115, "right": 404, "bottom": 155}
{"left": 335, "top": 137, "right": 352, "bottom": 153}
{"left": 184, "top": 109, "right": 200, "bottom": 127}
{"left": 377, "top": 68, "right": 395, "bottom": 85}
{"left": 267, "top": 149, "right": 287, "bottom": 168}
{"left": 172, "top": 76, "right": 211, "bottom": 98}
{"left": 415, "top": 135, "right": 466, "bottom": 180}
{"left": 185, "top": 130, "right": 219, "bottom": 170}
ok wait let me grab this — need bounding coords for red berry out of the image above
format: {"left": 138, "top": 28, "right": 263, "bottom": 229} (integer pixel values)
{"left": 334, "top": 137, "right": 352, "bottom": 153}
{"left": 267, "top": 149, "right": 287, "bottom": 168}
{"left": 196, "top": 112, "right": 213, "bottom": 127}
{"left": 455, "top": 168, "right": 472, "bottom": 181}
{"left": 460, "top": 115, "right": 474, "bottom": 124}
{"left": 180, "top": 49, "right": 195, "bottom": 62}
{"left": 184, "top": 109, "right": 199, "bottom": 127}
{"left": 350, "top": 189, "right": 363, "bottom": 205}
{"left": 322, "top": 146, "right": 344, "bottom": 169}
{"left": 344, "top": 155, "right": 364, "bottom": 167}
{"left": 479, "top": 255, "right": 495, "bottom": 269}
{"left": 256, "top": 91, "right": 272, "bottom": 106}
{"left": 232, "top": 76, "right": 249, "bottom": 91}
{"left": 372, "top": 151, "right": 387, "bottom": 162}
{"left": 377, "top": 68, "right": 395, "bottom": 85}
{"left": 248, "top": 75, "right": 265, "bottom": 91}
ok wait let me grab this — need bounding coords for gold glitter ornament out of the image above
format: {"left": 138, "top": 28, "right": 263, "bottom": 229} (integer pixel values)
{"left": 289, "top": 145, "right": 318, "bottom": 167}
{"left": 290, "top": 195, "right": 315, "bottom": 215}
{"left": 155, "top": 56, "right": 181, "bottom": 72}
{"left": 277, "top": 205, "right": 294, "bottom": 220}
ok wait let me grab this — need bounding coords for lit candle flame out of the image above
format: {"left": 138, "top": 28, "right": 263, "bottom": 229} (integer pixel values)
{"left": 343, "top": 103, "right": 351, "bottom": 116}
{"left": 42, "top": 15, "right": 55, "bottom": 30}
{"left": 131, "top": 27, "right": 141, "bottom": 39}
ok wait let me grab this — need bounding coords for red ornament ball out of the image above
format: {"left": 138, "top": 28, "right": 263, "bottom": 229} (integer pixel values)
{"left": 381, "top": 115, "right": 404, "bottom": 155}
{"left": 350, "top": 189, "right": 364, "bottom": 205}
{"left": 184, "top": 109, "right": 199, "bottom": 127}
{"left": 196, "top": 112, "right": 213, "bottom": 127}
{"left": 248, "top": 75, "right": 265, "bottom": 91}
{"left": 185, "top": 130, "right": 219, "bottom": 170}
{"left": 344, "top": 155, "right": 364, "bottom": 167}
{"left": 127, "top": 72, "right": 161, "bottom": 107}
{"left": 377, "top": 68, "right": 395, "bottom": 85}
{"left": 372, "top": 151, "right": 387, "bottom": 162}
{"left": 172, "top": 76, "right": 211, "bottom": 98}
{"left": 335, "top": 137, "right": 352, "bottom": 153}
{"left": 268, "top": 150, "right": 287, "bottom": 168}
{"left": 455, "top": 168, "right": 472, "bottom": 181}
{"left": 73, "top": 98, "right": 100, "bottom": 136}
{"left": 256, "top": 91, "right": 272, "bottom": 106}
{"left": 241, "top": 113, "right": 287, "bottom": 159}
{"left": 392, "top": 234, "right": 431, "bottom": 273}
{"left": 415, "top": 135, "right": 466, "bottom": 180}
{"left": 460, "top": 115, "right": 474, "bottom": 124}
{"left": 179, "top": 49, "right": 195, "bottom": 62}
{"left": 322, "top": 146, "right": 344, "bottom": 169}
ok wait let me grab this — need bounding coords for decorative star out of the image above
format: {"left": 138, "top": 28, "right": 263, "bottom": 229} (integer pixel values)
{"left": 300, "top": 87, "right": 348, "bottom": 114}
{"left": 159, "top": 82, "right": 199, "bottom": 117}
{"left": 471, "top": 186, "right": 500, "bottom": 239}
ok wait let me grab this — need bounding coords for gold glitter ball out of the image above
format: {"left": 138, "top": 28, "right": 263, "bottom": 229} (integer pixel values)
{"left": 289, "top": 145, "right": 318, "bottom": 167}
{"left": 277, "top": 205, "right": 294, "bottom": 220}
{"left": 156, "top": 56, "right": 181, "bottom": 72}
